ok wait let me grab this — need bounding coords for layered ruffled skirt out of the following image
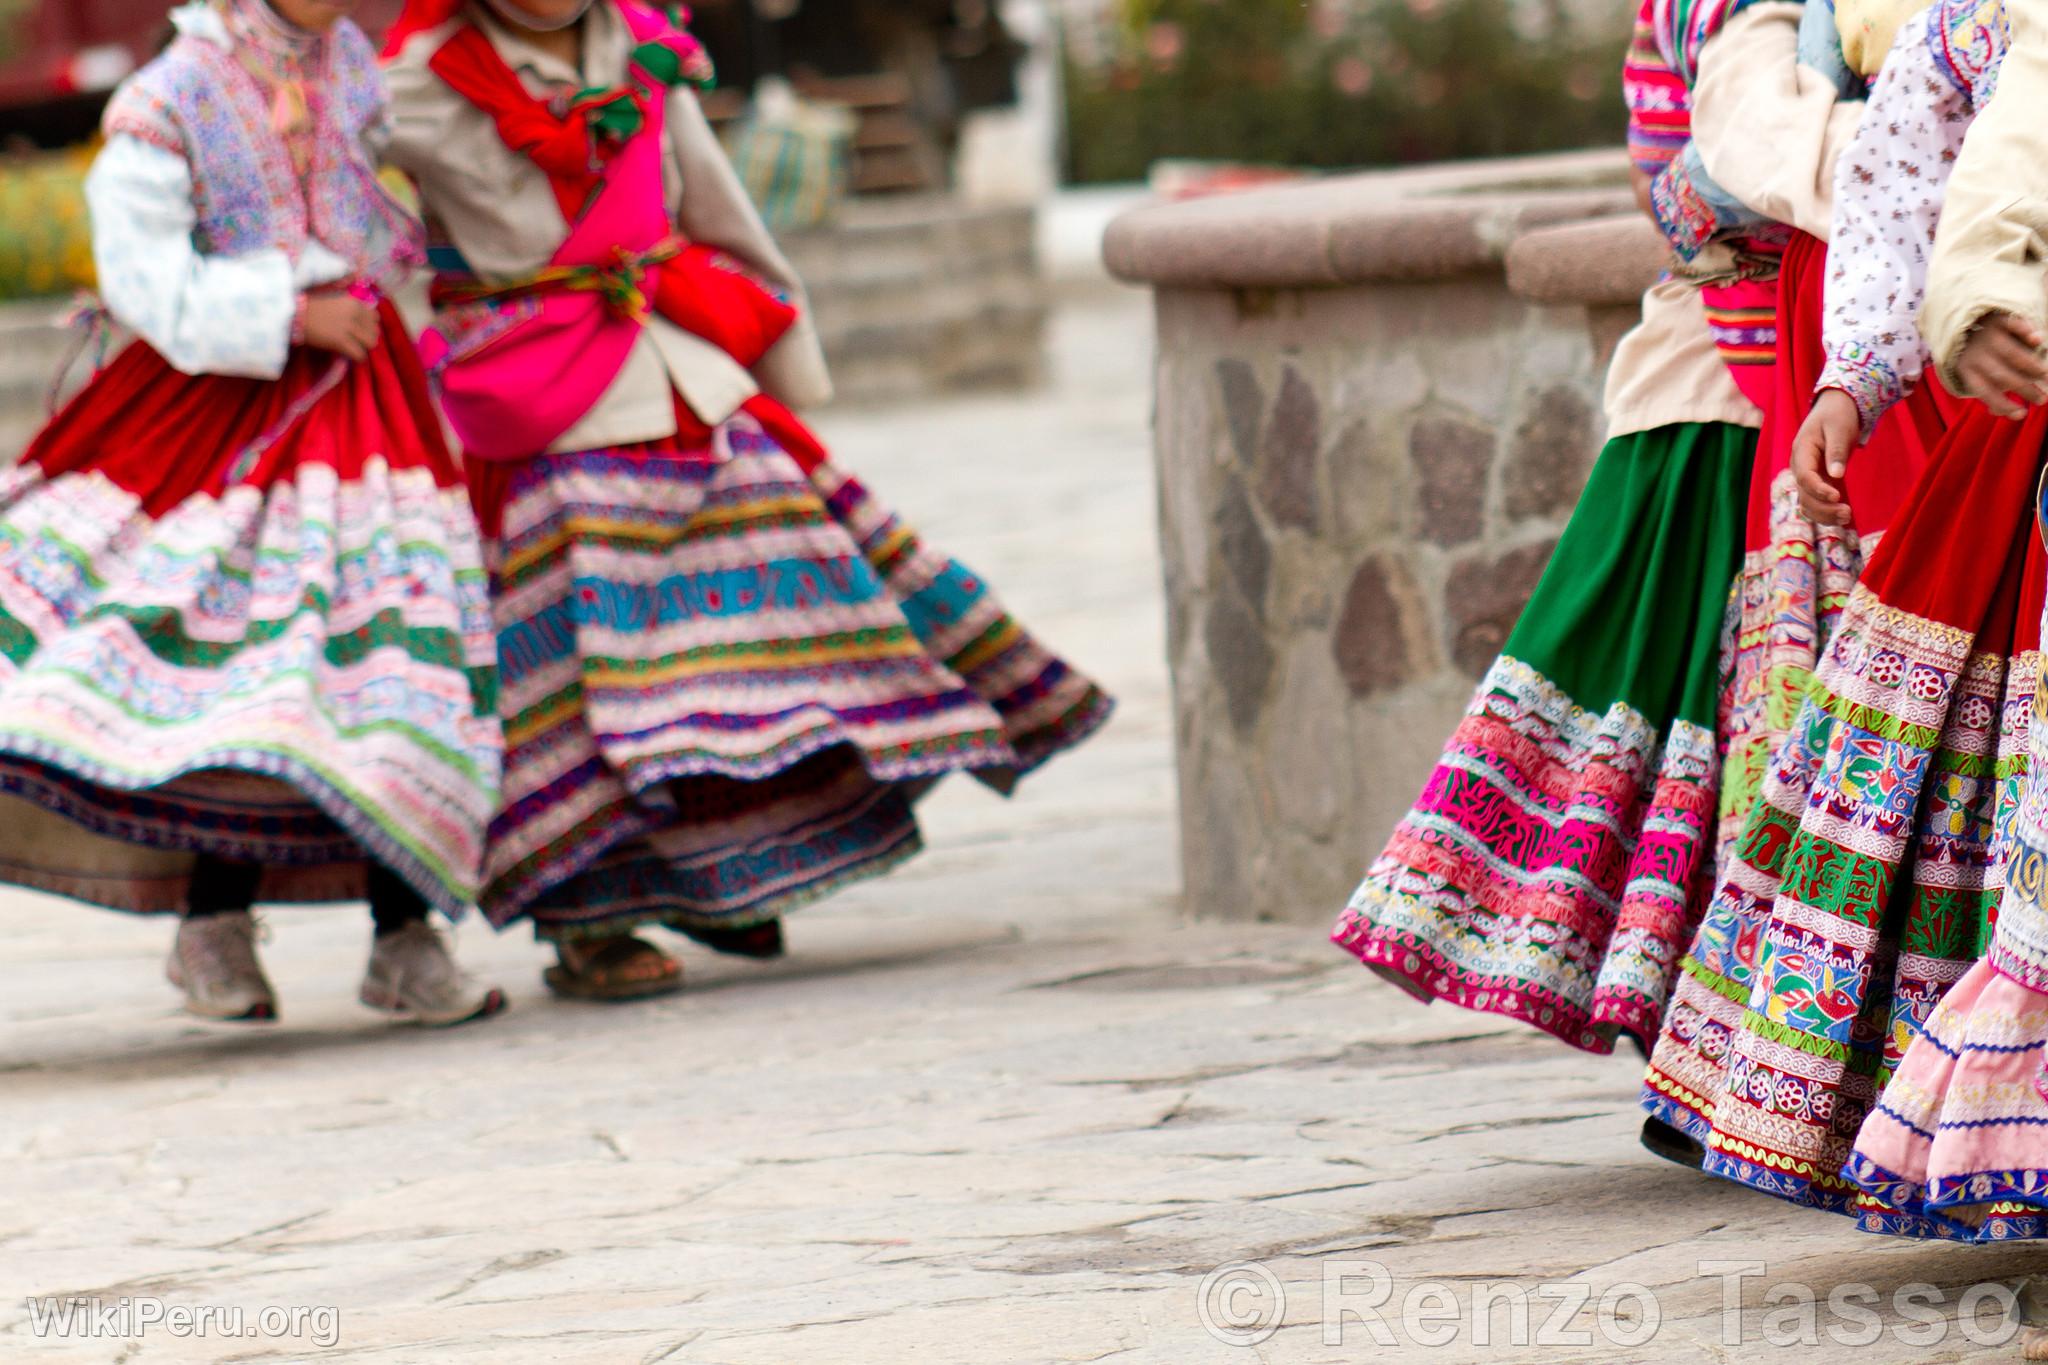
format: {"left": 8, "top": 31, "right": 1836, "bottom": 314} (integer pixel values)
{"left": 1332, "top": 419, "right": 1752, "bottom": 1053}
{"left": 465, "top": 400, "right": 1113, "bottom": 939}
{"left": 0, "top": 305, "right": 501, "bottom": 916}
{"left": 1843, "top": 936, "right": 2048, "bottom": 1241}
{"left": 1330, "top": 237, "right": 1959, "bottom": 1058}
{"left": 1641, "top": 396, "right": 2048, "bottom": 1239}
{"left": 1843, "top": 532, "right": 2048, "bottom": 1241}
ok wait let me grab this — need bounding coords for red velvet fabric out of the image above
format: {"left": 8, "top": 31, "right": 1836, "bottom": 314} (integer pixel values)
{"left": 25, "top": 302, "right": 462, "bottom": 518}
{"left": 1750, "top": 231, "right": 1955, "bottom": 548}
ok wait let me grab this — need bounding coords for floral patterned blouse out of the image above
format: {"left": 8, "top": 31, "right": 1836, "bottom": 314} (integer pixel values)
{"left": 1818, "top": 0, "right": 2007, "bottom": 435}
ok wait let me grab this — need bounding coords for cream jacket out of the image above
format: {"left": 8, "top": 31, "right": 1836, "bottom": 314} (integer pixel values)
{"left": 1690, "top": 3, "right": 1867, "bottom": 243}
{"left": 1921, "top": 0, "right": 2048, "bottom": 387}
{"left": 1604, "top": 278, "right": 1761, "bottom": 438}
{"left": 1604, "top": 3, "right": 1865, "bottom": 437}
{"left": 383, "top": 2, "right": 832, "bottom": 453}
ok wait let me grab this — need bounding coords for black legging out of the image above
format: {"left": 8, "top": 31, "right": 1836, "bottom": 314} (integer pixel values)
{"left": 185, "top": 855, "right": 429, "bottom": 936}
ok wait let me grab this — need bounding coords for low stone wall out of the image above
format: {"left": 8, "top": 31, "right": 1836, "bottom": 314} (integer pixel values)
{"left": 1105, "top": 153, "right": 1667, "bottom": 923}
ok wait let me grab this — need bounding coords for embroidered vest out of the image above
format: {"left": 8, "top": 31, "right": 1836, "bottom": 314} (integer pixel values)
{"left": 1930, "top": 0, "right": 2007, "bottom": 105}
{"left": 100, "top": 14, "right": 419, "bottom": 282}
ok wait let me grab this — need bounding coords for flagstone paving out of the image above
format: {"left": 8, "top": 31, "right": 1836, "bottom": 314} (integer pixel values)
{"left": 0, "top": 292, "right": 2034, "bottom": 1364}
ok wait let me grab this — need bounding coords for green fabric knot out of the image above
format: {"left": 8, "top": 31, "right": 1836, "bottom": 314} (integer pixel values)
{"left": 630, "top": 35, "right": 716, "bottom": 90}
{"left": 574, "top": 85, "right": 646, "bottom": 142}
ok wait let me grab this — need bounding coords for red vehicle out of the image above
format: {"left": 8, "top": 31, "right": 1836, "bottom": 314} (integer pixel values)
{"left": 0, "top": 0, "right": 401, "bottom": 144}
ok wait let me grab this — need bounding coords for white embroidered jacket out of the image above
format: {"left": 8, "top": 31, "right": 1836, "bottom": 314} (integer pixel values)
{"left": 89, "top": 3, "right": 360, "bottom": 378}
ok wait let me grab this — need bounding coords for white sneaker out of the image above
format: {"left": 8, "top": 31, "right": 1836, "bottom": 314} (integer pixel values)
{"left": 359, "top": 922, "right": 506, "bottom": 1027}
{"left": 167, "top": 912, "right": 278, "bottom": 1022}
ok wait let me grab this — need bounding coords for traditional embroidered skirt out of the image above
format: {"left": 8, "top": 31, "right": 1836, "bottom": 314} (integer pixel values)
{"left": 1842, "top": 567, "right": 2048, "bottom": 1242}
{"left": 1332, "top": 419, "right": 1752, "bottom": 1053}
{"left": 1641, "top": 398, "right": 2047, "bottom": 1237}
{"left": 1843, "top": 931, "right": 2048, "bottom": 1241}
{"left": 0, "top": 305, "right": 501, "bottom": 916}
{"left": 464, "top": 403, "right": 1113, "bottom": 940}
{"left": 1716, "top": 233, "right": 1944, "bottom": 859}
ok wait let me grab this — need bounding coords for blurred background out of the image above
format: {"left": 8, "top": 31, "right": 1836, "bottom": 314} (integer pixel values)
{"left": 1060, "top": 0, "right": 1623, "bottom": 185}
{"left": 0, "top": 0, "right": 1633, "bottom": 448}
{"left": 0, "top": 0, "right": 1628, "bottom": 302}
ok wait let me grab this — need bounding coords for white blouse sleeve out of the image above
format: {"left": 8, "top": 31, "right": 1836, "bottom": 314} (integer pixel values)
{"left": 85, "top": 133, "right": 298, "bottom": 378}
{"left": 1816, "top": 10, "right": 1970, "bottom": 435}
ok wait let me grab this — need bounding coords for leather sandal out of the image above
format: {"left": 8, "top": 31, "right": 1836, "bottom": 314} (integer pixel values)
{"left": 543, "top": 935, "right": 684, "bottom": 1002}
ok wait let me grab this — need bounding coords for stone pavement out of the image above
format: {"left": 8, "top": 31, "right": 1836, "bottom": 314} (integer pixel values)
{"left": 0, "top": 292, "right": 2038, "bottom": 1364}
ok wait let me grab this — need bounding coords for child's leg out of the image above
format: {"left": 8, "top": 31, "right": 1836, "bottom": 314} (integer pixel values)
{"left": 366, "top": 863, "right": 430, "bottom": 938}
{"left": 168, "top": 855, "right": 277, "bottom": 1022}
{"left": 359, "top": 865, "right": 506, "bottom": 1028}
{"left": 184, "top": 854, "right": 262, "bottom": 918}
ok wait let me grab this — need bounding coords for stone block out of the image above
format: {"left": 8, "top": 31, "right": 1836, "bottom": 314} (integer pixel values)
{"left": 1105, "top": 148, "right": 1633, "bottom": 291}
{"left": 1215, "top": 358, "right": 1263, "bottom": 467}
{"left": 1333, "top": 553, "right": 1423, "bottom": 698}
{"left": 1504, "top": 213, "right": 1666, "bottom": 306}
{"left": 1444, "top": 538, "right": 1558, "bottom": 680}
{"left": 1336, "top": 349, "right": 1427, "bottom": 418}
{"left": 1204, "top": 586, "right": 1274, "bottom": 735}
{"left": 1262, "top": 637, "right": 1350, "bottom": 841}
{"left": 1502, "top": 384, "right": 1596, "bottom": 523}
{"left": 1257, "top": 366, "right": 1321, "bottom": 532}
{"left": 1408, "top": 415, "right": 1495, "bottom": 547}
{"left": 1328, "top": 419, "right": 1402, "bottom": 550}
{"left": 1214, "top": 471, "right": 1272, "bottom": 615}
{"left": 1179, "top": 742, "right": 1260, "bottom": 920}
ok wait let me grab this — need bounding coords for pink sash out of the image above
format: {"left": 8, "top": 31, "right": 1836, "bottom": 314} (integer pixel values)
{"left": 417, "top": 4, "right": 673, "bottom": 461}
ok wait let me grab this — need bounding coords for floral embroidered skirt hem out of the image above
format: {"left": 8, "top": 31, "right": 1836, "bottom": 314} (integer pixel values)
{"left": 0, "top": 309, "right": 501, "bottom": 918}
{"left": 468, "top": 404, "right": 1113, "bottom": 941}
{"left": 1332, "top": 420, "right": 1752, "bottom": 1054}
{"left": 1641, "top": 397, "right": 2048, "bottom": 1239}
{"left": 1842, "top": 611, "right": 2048, "bottom": 1243}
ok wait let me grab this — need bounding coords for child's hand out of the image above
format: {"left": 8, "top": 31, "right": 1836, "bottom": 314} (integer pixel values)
{"left": 302, "top": 294, "right": 381, "bottom": 361}
{"left": 1793, "top": 388, "right": 1862, "bottom": 527}
{"left": 1954, "top": 311, "right": 2048, "bottom": 418}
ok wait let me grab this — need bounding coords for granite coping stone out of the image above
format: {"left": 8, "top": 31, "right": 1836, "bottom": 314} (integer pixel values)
{"left": 1504, "top": 212, "right": 1671, "bottom": 306}
{"left": 1103, "top": 148, "right": 1637, "bottom": 291}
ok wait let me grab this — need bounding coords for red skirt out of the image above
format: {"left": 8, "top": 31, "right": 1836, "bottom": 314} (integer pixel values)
{"left": 1716, "top": 231, "right": 1954, "bottom": 857}
{"left": 0, "top": 304, "right": 500, "bottom": 916}
{"left": 1647, "top": 389, "right": 2048, "bottom": 1235}
{"left": 26, "top": 302, "right": 467, "bottom": 508}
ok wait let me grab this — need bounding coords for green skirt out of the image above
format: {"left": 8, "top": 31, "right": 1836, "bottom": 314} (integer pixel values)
{"left": 1333, "top": 421, "right": 1752, "bottom": 1052}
